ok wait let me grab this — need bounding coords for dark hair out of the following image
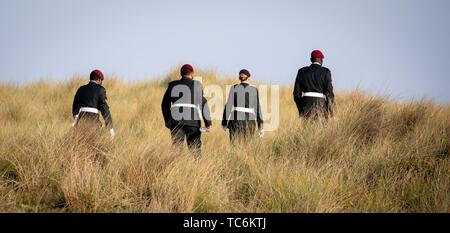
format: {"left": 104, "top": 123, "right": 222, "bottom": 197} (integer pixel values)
{"left": 239, "top": 69, "right": 251, "bottom": 81}
{"left": 311, "top": 57, "right": 322, "bottom": 63}
{"left": 239, "top": 75, "right": 249, "bottom": 82}
{"left": 90, "top": 72, "right": 100, "bottom": 81}
{"left": 180, "top": 68, "right": 193, "bottom": 76}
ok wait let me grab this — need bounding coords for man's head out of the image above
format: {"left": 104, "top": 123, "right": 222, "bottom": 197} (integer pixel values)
{"left": 90, "top": 69, "right": 104, "bottom": 85}
{"left": 239, "top": 69, "right": 251, "bottom": 82}
{"left": 310, "top": 50, "right": 325, "bottom": 64}
{"left": 180, "top": 64, "right": 194, "bottom": 78}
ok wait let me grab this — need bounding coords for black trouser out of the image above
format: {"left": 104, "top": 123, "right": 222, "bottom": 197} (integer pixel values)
{"left": 296, "top": 97, "right": 329, "bottom": 119}
{"left": 228, "top": 120, "right": 256, "bottom": 145}
{"left": 170, "top": 125, "right": 202, "bottom": 158}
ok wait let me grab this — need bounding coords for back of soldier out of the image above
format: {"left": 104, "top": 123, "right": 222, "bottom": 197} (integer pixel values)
{"left": 293, "top": 50, "right": 335, "bottom": 119}
{"left": 222, "top": 69, "right": 264, "bottom": 145}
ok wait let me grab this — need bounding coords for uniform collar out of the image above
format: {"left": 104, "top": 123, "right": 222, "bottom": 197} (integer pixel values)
{"left": 181, "top": 76, "right": 193, "bottom": 81}
{"left": 312, "top": 62, "right": 322, "bottom": 66}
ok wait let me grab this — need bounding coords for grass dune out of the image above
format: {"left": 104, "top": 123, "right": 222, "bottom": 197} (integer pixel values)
{"left": 0, "top": 69, "right": 448, "bottom": 212}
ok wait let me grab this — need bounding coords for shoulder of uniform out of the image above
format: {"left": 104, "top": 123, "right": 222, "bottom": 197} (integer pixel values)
{"left": 321, "top": 66, "right": 331, "bottom": 72}
{"left": 299, "top": 67, "right": 309, "bottom": 72}
{"left": 97, "top": 85, "right": 106, "bottom": 91}
{"left": 168, "top": 80, "right": 179, "bottom": 87}
{"left": 93, "top": 85, "right": 105, "bottom": 95}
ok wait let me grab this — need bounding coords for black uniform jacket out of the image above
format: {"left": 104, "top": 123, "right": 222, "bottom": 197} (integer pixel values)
{"left": 161, "top": 77, "right": 212, "bottom": 129}
{"left": 222, "top": 83, "right": 264, "bottom": 130}
{"left": 293, "top": 64, "right": 335, "bottom": 117}
{"left": 72, "top": 81, "right": 113, "bottom": 127}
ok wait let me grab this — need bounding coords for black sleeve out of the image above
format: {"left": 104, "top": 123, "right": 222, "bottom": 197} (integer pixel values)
{"left": 98, "top": 87, "right": 113, "bottom": 128}
{"left": 161, "top": 84, "right": 173, "bottom": 129}
{"left": 324, "top": 70, "right": 336, "bottom": 116}
{"left": 221, "top": 87, "right": 234, "bottom": 127}
{"left": 256, "top": 88, "right": 264, "bottom": 130}
{"left": 72, "top": 89, "right": 81, "bottom": 118}
{"left": 201, "top": 88, "right": 212, "bottom": 128}
{"left": 293, "top": 69, "right": 303, "bottom": 104}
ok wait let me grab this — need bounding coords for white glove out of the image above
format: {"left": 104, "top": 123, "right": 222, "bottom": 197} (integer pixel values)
{"left": 109, "top": 128, "right": 116, "bottom": 139}
{"left": 71, "top": 115, "right": 79, "bottom": 127}
{"left": 200, "top": 127, "right": 212, "bottom": 133}
{"left": 259, "top": 129, "right": 264, "bottom": 138}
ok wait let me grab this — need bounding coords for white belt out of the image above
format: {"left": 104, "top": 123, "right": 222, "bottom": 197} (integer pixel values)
{"left": 79, "top": 107, "right": 99, "bottom": 114}
{"left": 303, "top": 92, "right": 326, "bottom": 98}
{"left": 171, "top": 103, "right": 200, "bottom": 111}
{"left": 72, "top": 107, "right": 99, "bottom": 127}
{"left": 232, "top": 106, "right": 255, "bottom": 114}
{"left": 171, "top": 103, "right": 203, "bottom": 118}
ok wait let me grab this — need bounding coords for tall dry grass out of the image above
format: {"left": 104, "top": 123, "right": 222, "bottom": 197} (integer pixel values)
{"left": 0, "top": 68, "right": 448, "bottom": 212}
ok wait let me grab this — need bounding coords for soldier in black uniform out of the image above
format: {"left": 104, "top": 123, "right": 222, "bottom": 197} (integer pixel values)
{"left": 293, "top": 50, "right": 335, "bottom": 119}
{"left": 222, "top": 69, "right": 264, "bottom": 145}
{"left": 161, "top": 64, "right": 212, "bottom": 157}
{"left": 72, "top": 69, "right": 115, "bottom": 138}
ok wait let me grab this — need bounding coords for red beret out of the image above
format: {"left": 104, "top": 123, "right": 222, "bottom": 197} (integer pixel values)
{"left": 90, "top": 69, "right": 104, "bottom": 81}
{"left": 311, "top": 50, "right": 325, "bottom": 59}
{"left": 180, "top": 64, "right": 194, "bottom": 75}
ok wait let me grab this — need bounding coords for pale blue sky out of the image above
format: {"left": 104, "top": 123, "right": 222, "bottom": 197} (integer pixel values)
{"left": 1, "top": 0, "right": 450, "bottom": 103}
